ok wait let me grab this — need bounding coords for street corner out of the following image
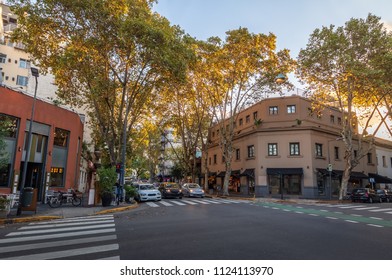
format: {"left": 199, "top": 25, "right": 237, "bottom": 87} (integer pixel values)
{"left": 94, "top": 202, "right": 139, "bottom": 215}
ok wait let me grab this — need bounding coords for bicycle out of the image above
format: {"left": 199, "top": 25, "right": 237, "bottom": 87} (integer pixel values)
{"left": 47, "top": 189, "right": 82, "bottom": 208}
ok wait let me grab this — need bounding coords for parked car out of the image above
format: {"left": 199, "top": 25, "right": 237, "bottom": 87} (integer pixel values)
{"left": 351, "top": 188, "right": 381, "bottom": 203}
{"left": 182, "top": 183, "right": 205, "bottom": 198}
{"left": 375, "top": 189, "right": 392, "bottom": 203}
{"left": 133, "top": 183, "right": 161, "bottom": 202}
{"left": 158, "top": 182, "right": 183, "bottom": 199}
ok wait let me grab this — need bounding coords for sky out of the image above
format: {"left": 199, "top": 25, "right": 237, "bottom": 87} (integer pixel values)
{"left": 153, "top": 0, "right": 392, "bottom": 139}
{"left": 153, "top": 0, "right": 392, "bottom": 89}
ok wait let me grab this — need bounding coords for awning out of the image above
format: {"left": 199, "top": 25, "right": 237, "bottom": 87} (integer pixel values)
{"left": 217, "top": 170, "right": 241, "bottom": 177}
{"left": 240, "top": 169, "right": 255, "bottom": 178}
{"left": 319, "top": 169, "right": 368, "bottom": 180}
{"left": 266, "top": 168, "right": 303, "bottom": 175}
{"left": 368, "top": 173, "right": 392, "bottom": 184}
{"left": 333, "top": 170, "right": 368, "bottom": 180}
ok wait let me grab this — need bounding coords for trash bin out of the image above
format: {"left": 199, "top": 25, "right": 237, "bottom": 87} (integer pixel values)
{"left": 21, "top": 187, "right": 34, "bottom": 207}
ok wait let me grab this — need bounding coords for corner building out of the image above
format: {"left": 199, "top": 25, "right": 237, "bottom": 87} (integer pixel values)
{"left": 206, "top": 95, "right": 378, "bottom": 199}
{"left": 0, "top": 86, "right": 84, "bottom": 201}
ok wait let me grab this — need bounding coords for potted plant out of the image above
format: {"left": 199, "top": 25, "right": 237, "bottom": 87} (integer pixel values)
{"left": 0, "top": 196, "right": 11, "bottom": 219}
{"left": 124, "top": 184, "right": 137, "bottom": 203}
{"left": 97, "top": 166, "right": 117, "bottom": 207}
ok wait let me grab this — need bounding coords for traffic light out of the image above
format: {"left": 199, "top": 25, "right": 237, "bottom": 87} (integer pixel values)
{"left": 116, "top": 163, "right": 122, "bottom": 173}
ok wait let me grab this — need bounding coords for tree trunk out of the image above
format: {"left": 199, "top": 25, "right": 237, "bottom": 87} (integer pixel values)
{"left": 223, "top": 164, "right": 231, "bottom": 196}
{"left": 339, "top": 156, "right": 352, "bottom": 201}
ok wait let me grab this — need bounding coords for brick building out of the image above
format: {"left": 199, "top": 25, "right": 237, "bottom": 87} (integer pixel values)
{"left": 0, "top": 86, "right": 84, "bottom": 202}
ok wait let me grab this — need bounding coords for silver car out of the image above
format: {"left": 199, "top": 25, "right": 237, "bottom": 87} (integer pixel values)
{"left": 134, "top": 183, "right": 162, "bottom": 202}
{"left": 182, "top": 183, "right": 205, "bottom": 198}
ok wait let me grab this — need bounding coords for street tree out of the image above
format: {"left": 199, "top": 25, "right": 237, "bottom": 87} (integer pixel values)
{"left": 297, "top": 14, "right": 392, "bottom": 200}
{"left": 203, "top": 28, "right": 296, "bottom": 196}
{"left": 9, "top": 0, "right": 193, "bottom": 184}
{"left": 158, "top": 39, "right": 212, "bottom": 183}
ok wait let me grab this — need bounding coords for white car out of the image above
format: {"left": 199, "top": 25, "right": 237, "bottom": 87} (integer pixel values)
{"left": 134, "top": 183, "right": 162, "bottom": 202}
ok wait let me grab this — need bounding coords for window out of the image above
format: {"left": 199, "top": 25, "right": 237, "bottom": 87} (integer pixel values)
{"left": 287, "top": 105, "right": 296, "bottom": 114}
{"left": 213, "top": 154, "right": 217, "bottom": 164}
{"left": 209, "top": 157, "right": 211, "bottom": 165}
{"left": 53, "top": 128, "right": 69, "bottom": 147}
{"left": 289, "top": 142, "right": 300, "bottom": 156}
{"left": 315, "top": 143, "right": 323, "bottom": 157}
{"left": 0, "top": 54, "right": 6, "bottom": 63}
{"left": 239, "top": 118, "right": 243, "bottom": 126}
{"left": 19, "top": 58, "right": 30, "bottom": 68}
{"left": 16, "top": 75, "right": 28, "bottom": 86}
{"left": 212, "top": 131, "right": 215, "bottom": 138}
{"left": 338, "top": 117, "right": 342, "bottom": 125}
{"left": 253, "top": 111, "right": 258, "bottom": 120}
{"left": 269, "top": 106, "right": 278, "bottom": 115}
{"left": 334, "top": 146, "right": 339, "bottom": 160}
{"left": 247, "top": 145, "right": 255, "bottom": 158}
{"left": 382, "top": 156, "right": 386, "bottom": 167}
{"left": 50, "top": 167, "right": 64, "bottom": 187}
{"left": 268, "top": 143, "right": 278, "bottom": 156}
{"left": 246, "top": 115, "right": 250, "bottom": 123}
{"left": 236, "top": 149, "right": 240, "bottom": 160}
{"left": 367, "top": 153, "right": 373, "bottom": 164}
{"left": 330, "top": 115, "right": 335, "bottom": 123}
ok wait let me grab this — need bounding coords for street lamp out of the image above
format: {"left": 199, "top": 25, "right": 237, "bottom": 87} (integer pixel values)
{"left": 16, "top": 67, "right": 39, "bottom": 216}
{"left": 275, "top": 73, "right": 287, "bottom": 84}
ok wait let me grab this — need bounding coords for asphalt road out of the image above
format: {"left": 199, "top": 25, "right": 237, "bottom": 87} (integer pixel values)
{"left": 1, "top": 198, "right": 391, "bottom": 260}
{"left": 115, "top": 199, "right": 392, "bottom": 260}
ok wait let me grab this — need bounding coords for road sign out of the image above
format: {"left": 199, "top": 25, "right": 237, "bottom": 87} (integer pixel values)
{"left": 327, "top": 164, "right": 333, "bottom": 172}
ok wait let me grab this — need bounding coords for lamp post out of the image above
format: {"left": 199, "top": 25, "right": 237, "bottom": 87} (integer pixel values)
{"left": 16, "top": 67, "right": 39, "bottom": 216}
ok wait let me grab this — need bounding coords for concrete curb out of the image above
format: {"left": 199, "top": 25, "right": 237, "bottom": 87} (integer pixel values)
{"left": 0, "top": 215, "right": 61, "bottom": 225}
{"left": 0, "top": 203, "right": 140, "bottom": 225}
{"left": 95, "top": 203, "right": 139, "bottom": 215}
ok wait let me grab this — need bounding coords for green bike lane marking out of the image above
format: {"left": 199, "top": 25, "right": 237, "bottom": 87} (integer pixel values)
{"left": 256, "top": 202, "right": 392, "bottom": 228}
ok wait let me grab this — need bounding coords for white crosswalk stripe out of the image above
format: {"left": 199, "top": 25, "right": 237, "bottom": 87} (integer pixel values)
{"left": 307, "top": 203, "right": 392, "bottom": 214}
{"left": 369, "top": 208, "right": 392, "bottom": 212}
{"left": 180, "top": 200, "right": 198, "bottom": 205}
{"left": 170, "top": 200, "right": 186, "bottom": 206}
{"left": 143, "top": 198, "right": 250, "bottom": 208}
{"left": 0, "top": 215, "right": 119, "bottom": 260}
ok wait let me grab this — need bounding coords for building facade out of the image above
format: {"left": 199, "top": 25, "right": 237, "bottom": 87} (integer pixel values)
{"left": 371, "top": 138, "right": 392, "bottom": 189}
{"left": 206, "top": 95, "right": 382, "bottom": 199}
{"left": 0, "top": 86, "right": 84, "bottom": 202}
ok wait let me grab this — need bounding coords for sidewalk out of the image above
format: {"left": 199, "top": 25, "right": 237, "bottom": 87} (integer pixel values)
{"left": 0, "top": 202, "right": 139, "bottom": 225}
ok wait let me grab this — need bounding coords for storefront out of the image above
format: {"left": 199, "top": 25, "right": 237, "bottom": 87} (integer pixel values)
{"left": 267, "top": 168, "right": 303, "bottom": 196}
{"left": 0, "top": 87, "right": 84, "bottom": 201}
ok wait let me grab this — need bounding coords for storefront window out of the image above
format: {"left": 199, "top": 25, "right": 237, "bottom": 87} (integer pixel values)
{"left": 50, "top": 167, "right": 64, "bottom": 187}
{"left": 0, "top": 114, "right": 18, "bottom": 188}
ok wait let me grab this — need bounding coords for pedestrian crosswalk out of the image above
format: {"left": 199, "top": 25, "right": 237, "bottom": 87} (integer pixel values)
{"left": 310, "top": 203, "right": 392, "bottom": 214}
{"left": 0, "top": 214, "right": 119, "bottom": 260}
{"left": 145, "top": 198, "right": 250, "bottom": 208}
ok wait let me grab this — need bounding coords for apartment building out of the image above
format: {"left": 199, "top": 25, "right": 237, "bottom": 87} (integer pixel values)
{"left": 206, "top": 95, "right": 381, "bottom": 199}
